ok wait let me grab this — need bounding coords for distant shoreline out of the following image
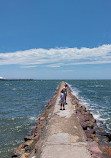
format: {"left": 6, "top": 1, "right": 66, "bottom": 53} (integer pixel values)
{"left": 0, "top": 79, "right": 111, "bottom": 81}
{"left": 0, "top": 79, "right": 34, "bottom": 81}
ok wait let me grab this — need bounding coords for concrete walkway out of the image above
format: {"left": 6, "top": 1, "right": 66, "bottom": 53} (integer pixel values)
{"left": 33, "top": 82, "right": 91, "bottom": 158}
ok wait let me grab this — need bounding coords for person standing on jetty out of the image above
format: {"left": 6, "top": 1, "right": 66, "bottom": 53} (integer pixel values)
{"left": 63, "top": 83, "right": 67, "bottom": 104}
{"left": 60, "top": 89, "right": 65, "bottom": 110}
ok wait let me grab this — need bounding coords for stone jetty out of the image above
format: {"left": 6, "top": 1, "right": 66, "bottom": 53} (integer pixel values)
{"left": 12, "top": 82, "right": 111, "bottom": 158}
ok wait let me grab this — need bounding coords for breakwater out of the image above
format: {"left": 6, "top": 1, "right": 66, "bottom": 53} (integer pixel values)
{"left": 12, "top": 82, "right": 111, "bottom": 158}
{"left": 68, "top": 84, "right": 111, "bottom": 158}
{"left": 12, "top": 82, "right": 62, "bottom": 158}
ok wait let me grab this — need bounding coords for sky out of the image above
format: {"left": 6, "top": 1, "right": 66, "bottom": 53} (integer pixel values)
{"left": 0, "top": 0, "right": 111, "bottom": 79}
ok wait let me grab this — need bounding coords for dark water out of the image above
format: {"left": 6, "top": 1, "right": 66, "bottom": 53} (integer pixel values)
{"left": 0, "top": 80, "right": 60, "bottom": 158}
{"left": 67, "top": 80, "right": 111, "bottom": 132}
{"left": 0, "top": 80, "right": 111, "bottom": 157}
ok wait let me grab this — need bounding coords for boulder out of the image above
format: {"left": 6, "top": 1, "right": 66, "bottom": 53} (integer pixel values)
{"left": 87, "top": 141, "right": 102, "bottom": 155}
{"left": 85, "top": 129, "right": 95, "bottom": 138}
{"left": 12, "top": 148, "right": 23, "bottom": 158}
{"left": 24, "top": 135, "right": 34, "bottom": 141}
{"left": 80, "top": 121, "right": 88, "bottom": 130}
{"left": 87, "top": 120, "right": 95, "bottom": 129}
{"left": 92, "top": 134, "right": 99, "bottom": 143}
{"left": 85, "top": 113, "right": 94, "bottom": 121}
{"left": 81, "top": 106, "right": 86, "bottom": 112}
{"left": 33, "top": 133, "right": 40, "bottom": 141}
{"left": 105, "top": 146, "right": 111, "bottom": 157}
{"left": 96, "top": 132, "right": 111, "bottom": 142}
{"left": 24, "top": 140, "right": 34, "bottom": 147}
{"left": 20, "top": 153, "right": 30, "bottom": 158}
{"left": 40, "top": 116, "right": 45, "bottom": 121}
{"left": 22, "top": 140, "right": 34, "bottom": 152}
{"left": 35, "top": 140, "right": 43, "bottom": 153}
{"left": 95, "top": 126, "right": 105, "bottom": 133}
{"left": 99, "top": 120, "right": 104, "bottom": 124}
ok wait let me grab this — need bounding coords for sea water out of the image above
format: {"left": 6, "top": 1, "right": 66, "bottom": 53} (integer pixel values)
{"left": 67, "top": 80, "right": 111, "bottom": 132}
{"left": 0, "top": 80, "right": 60, "bottom": 158}
{"left": 0, "top": 80, "right": 111, "bottom": 157}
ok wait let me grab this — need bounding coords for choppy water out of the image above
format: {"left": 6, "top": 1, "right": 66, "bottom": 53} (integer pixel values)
{"left": 0, "top": 80, "right": 111, "bottom": 157}
{"left": 0, "top": 80, "right": 60, "bottom": 158}
{"left": 67, "top": 80, "right": 111, "bottom": 133}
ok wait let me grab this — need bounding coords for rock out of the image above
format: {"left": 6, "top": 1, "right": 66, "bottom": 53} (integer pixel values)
{"left": 105, "top": 146, "right": 111, "bottom": 157}
{"left": 24, "top": 135, "right": 34, "bottom": 141}
{"left": 96, "top": 132, "right": 111, "bottom": 142}
{"left": 81, "top": 111, "right": 87, "bottom": 115}
{"left": 20, "top": 153, "right": 30, "bottom": 158}
{"left": 31, "top": 127, "right": 37, "bottom": 135}
{"left": 87, "top": 141, "right": 102, "bottom": 155}
{"left": 35, "top": 140, "right": 43, "bottom": 153}
{"left": 95, "top": 126, "right": 105, "bottom": 133}
{"left": 81, "top": 106, "right": 86, "bottom": 112}
{"left": 12, "top": 150, "right": 20, "bottom": 157}
{"left": 33, "top": 133, "right": 40, "bottom": 141}
{"left": 77, "top": 112, "right": 86, "bottom": 122}
{"left": 85, "top": 113, "right": 94, "bottom": 121}
{"left": 72, "top": 100, "right": 76, "bottom": 105}
{"left": 85, "top": 129, "right": 95, "bottom": 138}
{"left": 87, "top": 121, "right": 95, "bottom": 129}
{"left": 91, "top": 119, "right": 96, "bottom": 123}
{"left": 19, "top": 144, "right": 24, "bottom": 149}
{"left": 12, "top": 148, "right": 24, "bottom": 158}
{"left": 80, "top": 121, "right": 88, "bottom": 130}
{"left": 97, "top": 135, "right": 109, "bottom": 143}
{"left": 99, "top": 120, "right": 104, "bottom": 124}
{"left": 99, "top": 142, "right": 111, "bottom": 157}
{"left": 92, "top": 134, "right": 99, "bottom": 143}
{"left": 87, "top": 119, "right": 96, "bottom": 128}
{"left": 24, "top": 140, "right": 33, "bottom": 146}
{"left": 35, "top": 142, "right": 40, "bottom": 153}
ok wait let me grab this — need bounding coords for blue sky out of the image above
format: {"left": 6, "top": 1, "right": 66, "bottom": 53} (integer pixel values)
{"left": 0, "top": 0, "right": 111, "bottom": 79}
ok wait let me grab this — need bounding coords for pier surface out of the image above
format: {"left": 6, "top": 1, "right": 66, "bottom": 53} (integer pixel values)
{"left": 31, "top": 82, "right": 91, "bottom": 158}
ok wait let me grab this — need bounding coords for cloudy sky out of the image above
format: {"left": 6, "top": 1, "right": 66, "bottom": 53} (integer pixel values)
{"left": 0, "top": 0, "right": 111, "bottom": 79}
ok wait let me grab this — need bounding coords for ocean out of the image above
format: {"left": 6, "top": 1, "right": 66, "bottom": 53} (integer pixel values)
{"left": 67, "top": 80, "right": 111, "bottom": 132}
{"left": 0, "top": 80, "right": 111, "bottom": 157}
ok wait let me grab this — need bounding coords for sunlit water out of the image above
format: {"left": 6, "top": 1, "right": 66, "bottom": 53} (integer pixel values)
{"left": 0, "top": 80, "right": 111, "bottom": 157}
{"left": 67, "top": 80, "right": 111, "bottom": 132}
{"left": 0, "top": 80, "right": 60, "bottom": 157}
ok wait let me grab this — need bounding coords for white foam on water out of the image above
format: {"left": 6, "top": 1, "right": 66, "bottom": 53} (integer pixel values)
{"left": 67, "top": 83, "right": 111, "bottom": 133}
{"left": 68, "top": 83, "right": 79, "bottom": 99}
{"left": 87, "top": 85, "right": 104, "bottom": 88}
{"left": 15, "top": 125, "right": 22, "bottom": 129}
{"left": 29, "top": 116, "right": 37, "bottom": 121}
{"left": 92, "top": 113, "right": 101, "bottom": 120}
{"left": 8, "top": 116, "right": 24, "bottom": 121}
{"left": 106, "top": 124, "right": 111, "bottom": 132}
{"left": 68, "top": 83, "right": 104, "bottom": 122}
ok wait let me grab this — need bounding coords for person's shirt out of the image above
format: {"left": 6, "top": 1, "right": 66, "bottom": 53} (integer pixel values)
{"left": 60, "top": 92, "right": 65, "bottom": 100}
{"left": 63, "top": 86, "right": 67, "bottom": 95}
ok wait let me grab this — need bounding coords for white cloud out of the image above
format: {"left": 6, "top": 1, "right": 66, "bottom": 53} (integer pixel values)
{"left": 0, "top": 44, "right": 111, "bottom": 67}
{"left": 21, "top": 65, "right": 37, "bottom": 68}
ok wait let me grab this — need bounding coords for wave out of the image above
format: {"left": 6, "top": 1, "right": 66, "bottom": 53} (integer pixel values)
{"left": 68, "top": 83, "right": 111, "bottom": 132}
{"left": 67, "top": 83, "right": 80, "bottom": 98}
{"left": 29, "top": 116, "right": 38, "bottom": 121}
{"left": 87, "top": 85, "right": 105, "bottom": 88}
